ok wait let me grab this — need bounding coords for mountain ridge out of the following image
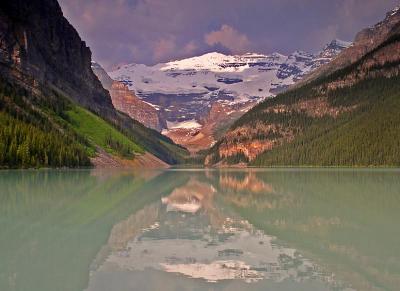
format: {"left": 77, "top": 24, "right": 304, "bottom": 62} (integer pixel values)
{"left": 109, "top": 40, "right": 350, "bottom": 152}
{"left": 205, "top": 6, "right": 400, "bottom": 167}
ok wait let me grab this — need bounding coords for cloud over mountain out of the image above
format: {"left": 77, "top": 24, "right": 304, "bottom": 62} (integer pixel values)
{"left": 205, "top": 25, "right": 251, "bottom": 53}
{"left": 59, "top": 0, "right": 399, "bottom": 68}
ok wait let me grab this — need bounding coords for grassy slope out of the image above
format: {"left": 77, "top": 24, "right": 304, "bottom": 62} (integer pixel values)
{"left": 0, "top": 75, "right": 189, "bottom": 167}
{"left": 66, "top": 106, "right": 145, "bottom": 157}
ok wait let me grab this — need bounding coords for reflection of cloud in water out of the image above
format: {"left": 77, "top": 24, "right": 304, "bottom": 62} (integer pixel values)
{"left": 88, "top": 214, "right": 338, "bottom": 288}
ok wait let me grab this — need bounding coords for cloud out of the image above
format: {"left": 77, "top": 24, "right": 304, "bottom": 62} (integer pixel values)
{"left": 153, "top": 37, "right": 177, "bottom": 61}
{"left": 59, "top": 0, "right": 399, "bottom": 67}
{"left": 183, "top": 41, "right": 198, "bottom": 55}
{"left": 204, "top": 25, "right": 251, "bottom": 53}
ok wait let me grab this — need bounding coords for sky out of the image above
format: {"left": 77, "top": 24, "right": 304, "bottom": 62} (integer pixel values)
{"left": 58, "top": 0, "right": 400, "bottom": 69}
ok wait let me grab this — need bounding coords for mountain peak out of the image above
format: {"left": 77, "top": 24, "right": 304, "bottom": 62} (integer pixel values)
{"left": 318, "top": 39, "right": 352, "bottom": 59}
{"left": 387, "top": 5, "right": 400, "bottom": 17}
{"left": 326, "top": 39, "right": 352, "bottom": 49}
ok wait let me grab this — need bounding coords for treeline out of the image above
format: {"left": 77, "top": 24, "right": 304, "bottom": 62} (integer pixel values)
{"left": 0, "top": 77, "right": 91, "bottom": 168}
{"left": 0, "top": 112, "right": 90, "bottom": 168}
{"left": 251, "top": 76, "right": 400, "bottom": 167}
{"left": 104, "top": 132, "right": 135, "bottom": 158}
{"left": 225, "top": 152, "right": 249, "bottom": 164}
{"left": 232, "top": 81, "right": 317, "bottom": 130}
{"left": 207, "top": 41, "right": 400, "bottom": 167}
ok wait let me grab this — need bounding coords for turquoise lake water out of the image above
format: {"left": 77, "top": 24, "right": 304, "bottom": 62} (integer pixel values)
{"left": 0, "top": 169, "right": 399, "bottom": 291}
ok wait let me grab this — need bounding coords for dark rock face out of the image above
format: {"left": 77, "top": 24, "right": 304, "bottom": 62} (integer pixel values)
{"left": 0, "top": 0, "right": 113, "bottom": 114}
{"left": 0, "top": 0, "right": 187, "bottom": 165}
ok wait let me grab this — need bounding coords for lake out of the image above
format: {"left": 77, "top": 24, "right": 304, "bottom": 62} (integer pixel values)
{"left": 0, "top": 169, "right": 399, "bottom": 291}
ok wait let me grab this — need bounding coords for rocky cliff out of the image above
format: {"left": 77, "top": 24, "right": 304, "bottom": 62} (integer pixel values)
{"left": 0, "top": 0, "right": 113, "bottom": 114}
{"left": 91, "top": 62, "right": 163, "bottom": 131}
{"left": 301, "top": 7, "right": 400, "bottom": 84}
{"left": 163, "top": 100, "right": 254, "bottom": 153}
{"left": 0, "top": 0, "right": 188, "bottom": 166}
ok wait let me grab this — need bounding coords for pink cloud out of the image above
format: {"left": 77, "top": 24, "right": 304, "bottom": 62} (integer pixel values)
{"left": 153, "top": 37, "right": 176, "bottom": 61}
{"left": 183, "top": 41, "right": 198, "bottom": 55}
{"left": 204, "top": 24, "right": 251, "bottom": 53}
{"left": 59, "top": 0, "right": 399, "bottom": 67}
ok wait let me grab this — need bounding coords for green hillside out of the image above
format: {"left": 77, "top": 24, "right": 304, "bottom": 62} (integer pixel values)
{"left": 252, "top": 76, "right": 400, "bottom": 166}
{"left": 209, "top": 30, "right": 400, "bottom": 167}
{"left": 66, "top": 106, "right": 144, "bottom": 158}
{"left": 0, "top": 76, "right": 187, "bottom": 168}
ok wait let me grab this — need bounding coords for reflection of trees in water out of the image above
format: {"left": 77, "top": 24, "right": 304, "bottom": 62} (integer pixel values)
{"left": 215, "top": 170, "right": 400, "bottom": 291}
{"left": 99, "top": 169, "right": 400, "bottom": 291}
{"left": 89, "top": 173, "right": 346, "bottom": 290}
{"left": 212, "top": 170, "right": 298, "bottom": 211}
{"left": 0, "top": 169, "right": 184, "bottom": 291}
{"left": 4, "top": 169, "right": 398, "bottom": 291}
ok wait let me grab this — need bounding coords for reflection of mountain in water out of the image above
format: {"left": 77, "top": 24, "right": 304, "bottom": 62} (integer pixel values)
{"left": 2, "top": 169, "right": 399, "bottom": 291}
{"left": 86, "top": 174, "right": 350, "bottom": 291}
{"left": 161, "top": 177, "right": 216, "bottom": 213}
{"left": 214, "top": 170, "right": 400, "bottom": 291}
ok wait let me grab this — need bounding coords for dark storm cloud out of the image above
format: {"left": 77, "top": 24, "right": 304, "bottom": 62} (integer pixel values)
{"left": 58, "top": 0, "right": 400, "bottom": 69}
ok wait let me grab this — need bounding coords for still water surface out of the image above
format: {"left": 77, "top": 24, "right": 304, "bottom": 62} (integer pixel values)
{"left": 0, "top": 169, "right": 399, "bottom": 291}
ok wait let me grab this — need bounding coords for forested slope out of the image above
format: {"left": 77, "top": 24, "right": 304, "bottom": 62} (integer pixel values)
{"left": 206, "top": 8, "right": 400, "bottom": 167}
{"left": 0, "top": 0, "right": 188, "bottom": 168}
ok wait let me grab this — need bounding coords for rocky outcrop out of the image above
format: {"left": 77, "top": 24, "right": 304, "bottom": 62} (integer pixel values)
{"left": 92, "top": 62, "right": 163, "bottom": 131}
{"left": 109, "top": 82, "right": 163, "bottom": 131}
{"left": 164, "top": 100, "right": 254, "bottom": 153}
{"left": 0, "top": 0, "right": 187, "bottom": 166}
{"left": 302, "top": 7, "right": 400, "bottom": 84}
{"left": 264, "top": 97, "right": 357, "bottom": 118}
{"left": 90, "top": 148, "right": 169, "bottom": 169}
{"left": 214, "top": 122, "right": 295, "bottom": 162}
{"left": 0, "top": 0, "right": 113, "bottom": 114}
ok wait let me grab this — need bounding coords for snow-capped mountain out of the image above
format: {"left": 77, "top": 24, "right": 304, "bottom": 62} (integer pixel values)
{"left": 108, "top": 40, "right": 350, "bottom": 152}
{"left": 318, "top": 39, "right": 353, "bottom": 59}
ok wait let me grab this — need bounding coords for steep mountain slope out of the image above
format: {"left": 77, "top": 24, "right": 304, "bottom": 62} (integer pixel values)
{"left": 110, "top": 41, "right": 349, "bottom": 151}
{"left": 301, "top": 7, "right": 400, "bottom": 84}
{"left": 0, "top": 0, "right": 188, "bottom": 168}
{"left": 206, "top": 7, "right": 400, "bottom": 167}
{"left": 91, "top": 62, "right": 164, "bottom": 131}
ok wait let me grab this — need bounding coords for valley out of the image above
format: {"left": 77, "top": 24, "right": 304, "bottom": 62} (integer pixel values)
{"left": 1, "top": 1, "right": 400, "bottom": 291}
{"left": 0, "top": 0, "right": 188, "bottom": 169}
{"left": 0, "top": 0, "right": 399, "bottom": 169}
{"left": 107, "top": 41, "right": 350, "bottom": 152}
